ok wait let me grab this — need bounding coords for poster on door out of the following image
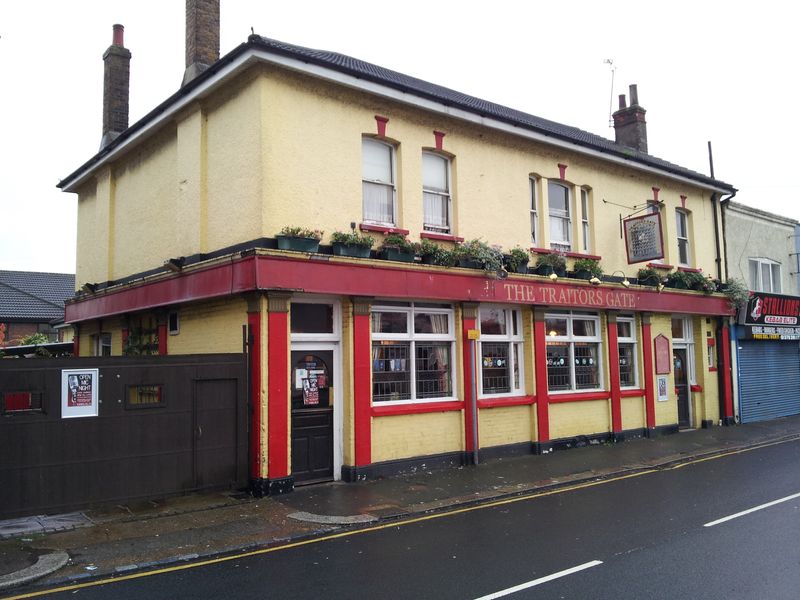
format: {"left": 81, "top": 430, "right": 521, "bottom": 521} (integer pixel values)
{"left": 303, "top": 376, "right": 320, "bottom": 406}
{"left": 61, "top": 368, "right": 99, "bottom": 418}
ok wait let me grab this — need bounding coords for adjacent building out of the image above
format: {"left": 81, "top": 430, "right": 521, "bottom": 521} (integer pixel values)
{"left": 724, "top": 201, "right": 800, "bottom": 423}
{"left": 0, "top": 270, "right": 75, "bottom": 347}
{"left": 59, "top": 1, "right": 737, "bottom": 495}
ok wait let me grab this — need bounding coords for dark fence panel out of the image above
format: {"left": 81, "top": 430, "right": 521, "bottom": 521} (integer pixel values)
{"left": 0, "top": 354, "right": 247, "bottom": 519}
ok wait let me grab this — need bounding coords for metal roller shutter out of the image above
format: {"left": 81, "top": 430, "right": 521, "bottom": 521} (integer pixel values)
{"left": 738, "top": 340, "right": 800, "bottom": 423}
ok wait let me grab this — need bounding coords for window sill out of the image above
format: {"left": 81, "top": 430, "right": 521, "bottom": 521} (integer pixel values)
{"left": 678, "top": 266, "right": 702, "bottom": 273}
{"left": 565, "top": 251, "right": 602, "bottom": 260}
{"left": 360, "top": 223, "right": 410, "bottom": 235}
{"left": 548, "top": 390, "right": 610, "bottom": 403}
{"left": 477, "top": 395, "right": 536, "bottom": 408}
{"left": 420, "top": 231, "right": 464, "bottom": 243}
{"left": 647, "top": 262, "right": 674, "bottom": 270}
{"left": 371, "top": 400, "right": 463, "bottom": 416}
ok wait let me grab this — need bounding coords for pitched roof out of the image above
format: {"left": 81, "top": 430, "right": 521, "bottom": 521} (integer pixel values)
{"left": 59, "top": 35, "right": 735, "bottom": 194}
{"left": 0, "top": 270, "right": 75, "bottom": 321}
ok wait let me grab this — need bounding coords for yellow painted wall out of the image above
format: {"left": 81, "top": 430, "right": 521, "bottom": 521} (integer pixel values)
{"left": 549, "top": 400, "right": 610, "bottom": 439}
{"left": 340, "top": 297, "right": 355, "bottom": 467}
{"left": 76, "top": 317, "right": 124, "bottom": 357}
{"left": 650, "top": 313, "right": 678, "bottom": 426}
{"left": 167, "top": 298, "right": 247, "bottom": 355}
{"left": 621, "top": 396, "right": 646, "bottom": 430}
{"left": 372, "top": 412, "right": 462, "bottom": 462}
{"left": 479, "top": 405, "right": 533, "bottom": 447}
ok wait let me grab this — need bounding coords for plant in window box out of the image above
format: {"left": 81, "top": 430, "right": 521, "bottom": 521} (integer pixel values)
{"left": 721, "top": 277, "right": 750, "bottom": 308}
{"left": 572, "top": 257, "right": 603, "bottom": 280}
{"left": 504, "top": 247, "right": 531, "bottom": 274}
{"left": 636, "top": 267, "right": 662, "bottom": 287}
{"left": 534, "top": 251, "right": 567, "bottom": 276}
{"left": 379, "top": 233, "right": 416, "bottom": 263}
{"left": 330, "top": 230, "right": 375, "bottom": 258}
{"left": 275, "top": 226, "right": 323, "bottom": 253}
{"left": 665, "top": 270, "right": 694, "bottom": 289}
{"left": 682, "top": 271, "right": 714, "bottom": 293}
{"left": 454, "top": 239, "right": 504, "bottom": 274}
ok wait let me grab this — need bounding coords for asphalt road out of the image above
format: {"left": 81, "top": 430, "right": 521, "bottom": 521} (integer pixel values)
{"left": 23, "top": 439, "right": 800, "bottom": 599}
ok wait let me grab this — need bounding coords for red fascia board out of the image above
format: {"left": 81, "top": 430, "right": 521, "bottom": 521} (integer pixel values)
{"left": 549, "top": 390, "right": 610, "bottom": 403}
{"left": 371, "top": 400, "right": 464, "bottom": 416}
{"left": 477, "top": 395, "right": 536, "bottom": 408}
{"left": 65, "top": 254, "right": 735, "bottom": 323}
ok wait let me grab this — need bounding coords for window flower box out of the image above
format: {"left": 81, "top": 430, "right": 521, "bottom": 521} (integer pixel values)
{"left": 276, "top": 236, "right": 321, "bottom": 253}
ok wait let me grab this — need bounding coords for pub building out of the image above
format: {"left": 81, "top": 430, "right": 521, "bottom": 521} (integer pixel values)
{"left": 60, "top": 3, "right": 737, "bottom": 495}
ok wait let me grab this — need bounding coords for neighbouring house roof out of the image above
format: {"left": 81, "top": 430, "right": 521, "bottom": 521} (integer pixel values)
{"left": 59, "top": 36, "right": 736, "bottom": 195}
{"left": 0, "top": 270, "right": 76, "bottom": 321}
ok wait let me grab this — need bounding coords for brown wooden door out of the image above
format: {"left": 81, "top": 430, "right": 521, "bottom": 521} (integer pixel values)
{"left": 194, "top": 378, "right": 240, "bottom": 489}
{"left": 290, "top": 350, "right": 334, "bottom": 484}
{"left": 673, "top": 348, "right": 690, "bottom": 428}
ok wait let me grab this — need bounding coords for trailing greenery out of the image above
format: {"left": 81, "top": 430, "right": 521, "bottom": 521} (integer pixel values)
{"left": 572, "top": 258, "right": 603, "bottom": 278}
{"left": 454, "top": 239, "right": 505, "bottom": 273}
{"left": 636, "top": 267, "right": 662, "bottom": 286}
{"left": 330, "top": 230, "right": 375, "bottom": 248}
{"left": 20, "top": 332, "right": 49, "bottom": 346}
{"left": 505, "top": 247, "right": 531, "bottom": 271}
{"left": 278, "top": 226, "right": 323, "bottom": 240}
{"left": 722, "top": 277, "right": 750, "bottom": 307}
{"left": 534, "top": 251, "right": 567, "bottom": 270}
{"left": 416, "top": 239, "right": 457, "bottom": 266}
{"left": 665, "top": 270, "right": 693, "bottom": 288}
{"left": 380, "top": 233, "right": 415, "bottom": 253}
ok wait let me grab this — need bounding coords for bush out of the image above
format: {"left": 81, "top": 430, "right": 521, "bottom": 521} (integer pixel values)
{"left": 637, "top": 267, "right": 662, "bottom": 286}
{"left": 572, "top": 258, "right": 603, "bottom": 278}
{"left": 455, "top": 239, "right": 504, "bottom": 273}
{"left": 722, "top": 278, "right": 750, "bottom": 307}
{"left": 330, "top": 230, "right": 375, "bottom": 248}
{"left": 534, "top": 251, "right": 567, "bottom": 270}
{"left": 505, "top": 247, "right": 530, "bottom": 271}
{"left": 380, "top": 233, "right": 415, "bottom": 252}
{"left": 278, "top": 226, "right": 323, "bottom": 240}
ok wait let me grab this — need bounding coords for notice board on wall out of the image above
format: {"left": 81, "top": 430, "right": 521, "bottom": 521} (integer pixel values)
{"left": 654, "top": 334, "right": 671, "bottom": 375}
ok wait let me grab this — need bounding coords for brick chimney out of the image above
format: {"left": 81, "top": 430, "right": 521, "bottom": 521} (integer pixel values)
{"left": 612, "top": 84, "right": 648, "bottom": 154}
{"left": 182, "top": 0, "right": 220, "bottom": 86}
{"left": 100, "top": 24, "right": 131, "bottom": 150}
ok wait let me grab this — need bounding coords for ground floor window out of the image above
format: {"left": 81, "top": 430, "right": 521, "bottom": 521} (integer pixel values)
{"left": 478, "top": 306, "right": 524, "bottom": 396}
{"left": 372, "top": 302, "right": 454, "bottom": 404}
{"left": 617, "top": 316, "right": 638, "bottom": 388}
{"left": 545, "top": 311, "right": 602, "bottom": 392}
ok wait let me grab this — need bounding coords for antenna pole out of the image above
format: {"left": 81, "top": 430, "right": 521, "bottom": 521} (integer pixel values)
{"left": 707, "top": 140, "right": 715, "bottom": 178}
{"left": 604, "top": 59, "right": 616, "bottom": 127}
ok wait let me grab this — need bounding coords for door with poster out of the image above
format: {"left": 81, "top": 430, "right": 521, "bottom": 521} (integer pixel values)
{"left": 290, "top": 350, "right": 334, "bottom": 483}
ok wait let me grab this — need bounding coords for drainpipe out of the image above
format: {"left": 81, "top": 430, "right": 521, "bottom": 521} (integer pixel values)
{"left": 715, "top": 189, "right": 737, "bottom": 426}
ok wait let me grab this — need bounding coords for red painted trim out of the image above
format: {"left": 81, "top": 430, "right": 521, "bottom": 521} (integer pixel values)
{"left": 565, "top": 252, "right": 602, "bottom": 260}
{"left": 353, "top": 311, "right": 372, "bottom": 465}
{"left": 641, "top": 321, "right": 656, "bottom": 429}
{"left": 549, "top": 390, "right": 611, "bottom": 403}
{"left": 477, "top": 395, "right": 536, "bottom": 409}
{"left": 709, "top": 367, "right": 718, "bottom": 372}
{"left": 707, "top": 338, "right": 716, "bottom": 346}
{"left": 720, "top": 325, "right": 734, "bottom": 419}
{"left": 678, "top": 266, "right": 702, "bottom": 273}
{"left": 73, "top": 325, "right": 80, "bottom": 356}
{"left": 65, "top": 254, "right": 736, "bottom": 324}
{"left": 247, "top": 310, "right": 262, "bottom": 480}
{"left": 533, "top": 317, "right": 549, "bottom": 441}
{"left": 647, "top": 262, "right": 674, "bottom": 270}
{"left": 462, "top": 316, "right": 478, "bottom": 452}
{"left": 530, "top": 247, "right": 555, "bottom": 255}
{"left": 652, "top": 187, "right": 660, "bottom": 202}
{"left": 375, "top": 115, "right": 389, "bottom": 137}
{"left": 359, "top": 223, "right": 410, "bottom": 236}
{"left": 690, "top": 384, "right": 703, "bottom": 392}
{"left": 607, "top": 320, "right": 622, "bottom": 432}
{"left": 372, "top": 400, "right": 464, "bottom": 416}
{"left": 558, "top": 163, "right": 568, "bottom": 179}
{"left": 433, "top": 130, "right": 445, "bottom": 150}
{"left": 420, "top": 232, "right": 464, "bottom": 243}
{"left": 680, "top": 195, "right": 687, "bottom": 209}
{"left": 620, "top": 389, "right": 645, "bottom": 398}
{"left": 121, "top": 328, "right": 129, "bottom": 351}
{"left": 267, "top": 310, "right": 289, "bottom": 478}
{"left": 157, "top": 323, "right": 167, "bottom": 355}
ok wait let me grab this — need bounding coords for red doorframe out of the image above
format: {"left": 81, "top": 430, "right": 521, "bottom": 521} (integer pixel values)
{"left": 353, "top": 299, "right": 372, "bottom": 466}
{"left": 641, "top": 315, "right": 656, "bottom": 429}
{"left": 607, "top": 315, "right": 622, "bottom": 433}
{"left": 533, "top": 310, "right": 550, "bottom": 443}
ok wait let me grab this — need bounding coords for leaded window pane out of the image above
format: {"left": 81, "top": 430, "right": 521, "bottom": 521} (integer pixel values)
{"left": 481, "top": 342, "right": 510, "bottom": 394}
{"left": 546, "top": 343, "right": 570, "bottom": 391}
{"left": 372, "top": 342, "right": 411, "bottom": 402}
{"left": 416, "top": 343, "right": 452, "bottom": 399}
{"left": 574, "top": 343, "right": 600, "bottom": 389}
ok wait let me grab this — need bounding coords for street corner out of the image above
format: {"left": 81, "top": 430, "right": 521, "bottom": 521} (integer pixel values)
{"left": 0, "top": 545, "right": 70, "bottom": 592}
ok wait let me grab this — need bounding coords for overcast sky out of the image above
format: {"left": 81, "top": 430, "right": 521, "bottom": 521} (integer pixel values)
{"left": 1, "top": 1, "right": 797, "bottom": 274}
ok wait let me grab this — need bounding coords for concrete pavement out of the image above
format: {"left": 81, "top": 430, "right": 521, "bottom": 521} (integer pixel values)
{"left": 3, "top": 415, "right": 800, "bottom": 595}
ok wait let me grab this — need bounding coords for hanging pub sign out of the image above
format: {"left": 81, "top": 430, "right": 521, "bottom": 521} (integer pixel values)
{"left": 741, "top": 291, "right": 800, "bottom": 340}
{"left": 61, "top": 368, "right": 99, "bottom": 418}
{"left": 623, "top": 212, "right": 664, "bottom": 264}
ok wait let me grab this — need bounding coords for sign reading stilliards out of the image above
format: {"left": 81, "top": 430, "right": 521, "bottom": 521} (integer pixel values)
{"left": 741, "top": 291, "right": 800, "bottom": 340}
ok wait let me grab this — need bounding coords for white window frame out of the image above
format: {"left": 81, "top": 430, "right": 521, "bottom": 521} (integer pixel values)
{"left": 748, "top": 258, "right": 782, "bottom": 293}
{"left": 671, "top": 316, "right": 696, "bottom": 385}
{"left": 290, "top": 296, "right": 341, "bottom": 342}
{"left": 371, "top": 302, "right": 456, "bottom": 405}
{"left": 617, "top": 316, "right": 638, "bottom": 389}
{"left": 422, "top": 152, "right": 452, "bottom": 234}
{"left": 545, "top": 311, "right": 603, "bottom": 393}
{"left": 477, "top": 306, "right": 525, "bottom": 398}
{"left": 676, "top": 209, "right": 690, "bottom": 266}
{"left": 362, "top": 137, "right": 396, "bottom": 226}
{"left": 92, "top": 332, "right": 112, "bottom": 356}
{"left": 530, "top": 177, "right": 539, "bottom": 246}
{"left": 548, "top": 181, "right": 572, "bottom": 252}
{"left": 580, "top": 188, "right": 591, "bottom": 253}
{"left": 168, "top": 311, "right": 180, "bottom": 336}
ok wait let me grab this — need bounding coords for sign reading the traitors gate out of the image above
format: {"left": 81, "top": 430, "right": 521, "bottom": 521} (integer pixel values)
{"left": 502, "top": 283, "right": 637, "bottom": 309}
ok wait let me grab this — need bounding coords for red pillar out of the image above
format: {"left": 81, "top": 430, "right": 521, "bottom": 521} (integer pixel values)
{"left": 247, "top": 300, "right": 263, "bottom": 482}
{"left": 533, "top": 309, "right": 550, "bottom": 446}
{"left": 73, "top": 324, "right": 80, "bottom": 356}
{"left": 353, "top": 298, "right": 372, "bottom": 467}
{"left": 720, "top": 323, "right": 734, "bottom": 424}
{"left": 267, "top": 292, "right": 291, "bottom": 482}
{"left": 641, "top": 314, "right": 656, "bottom": 430}
{"left": 462, "top": 303, "right": 479, "bottom": 455}
{"left": 607, "top": 313, "right": 622, "bottom": 434}
{"left": 157, "top": 320, "right": 168, "bottom": 355}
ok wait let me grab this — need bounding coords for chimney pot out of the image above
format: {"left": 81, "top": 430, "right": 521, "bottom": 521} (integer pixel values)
{"left": 612, "top": 83, "right": 647, "bottom": 154}
{"left": 618, "top": 94, "right": 627, "bottom": 109}
{"left": 112, "top": 23, "right": 124, "bottom": 46}
{"left": 629, "top": 84, "right": 639, "bottom": 106}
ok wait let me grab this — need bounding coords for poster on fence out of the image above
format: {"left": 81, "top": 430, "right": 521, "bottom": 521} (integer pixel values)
{"left": 61, "top": 368, "right": 99, "bottom": 418}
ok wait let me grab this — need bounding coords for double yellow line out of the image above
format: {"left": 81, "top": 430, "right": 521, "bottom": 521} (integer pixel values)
{"left": 6, "top": 438, "right": 791, "bottom": 599}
